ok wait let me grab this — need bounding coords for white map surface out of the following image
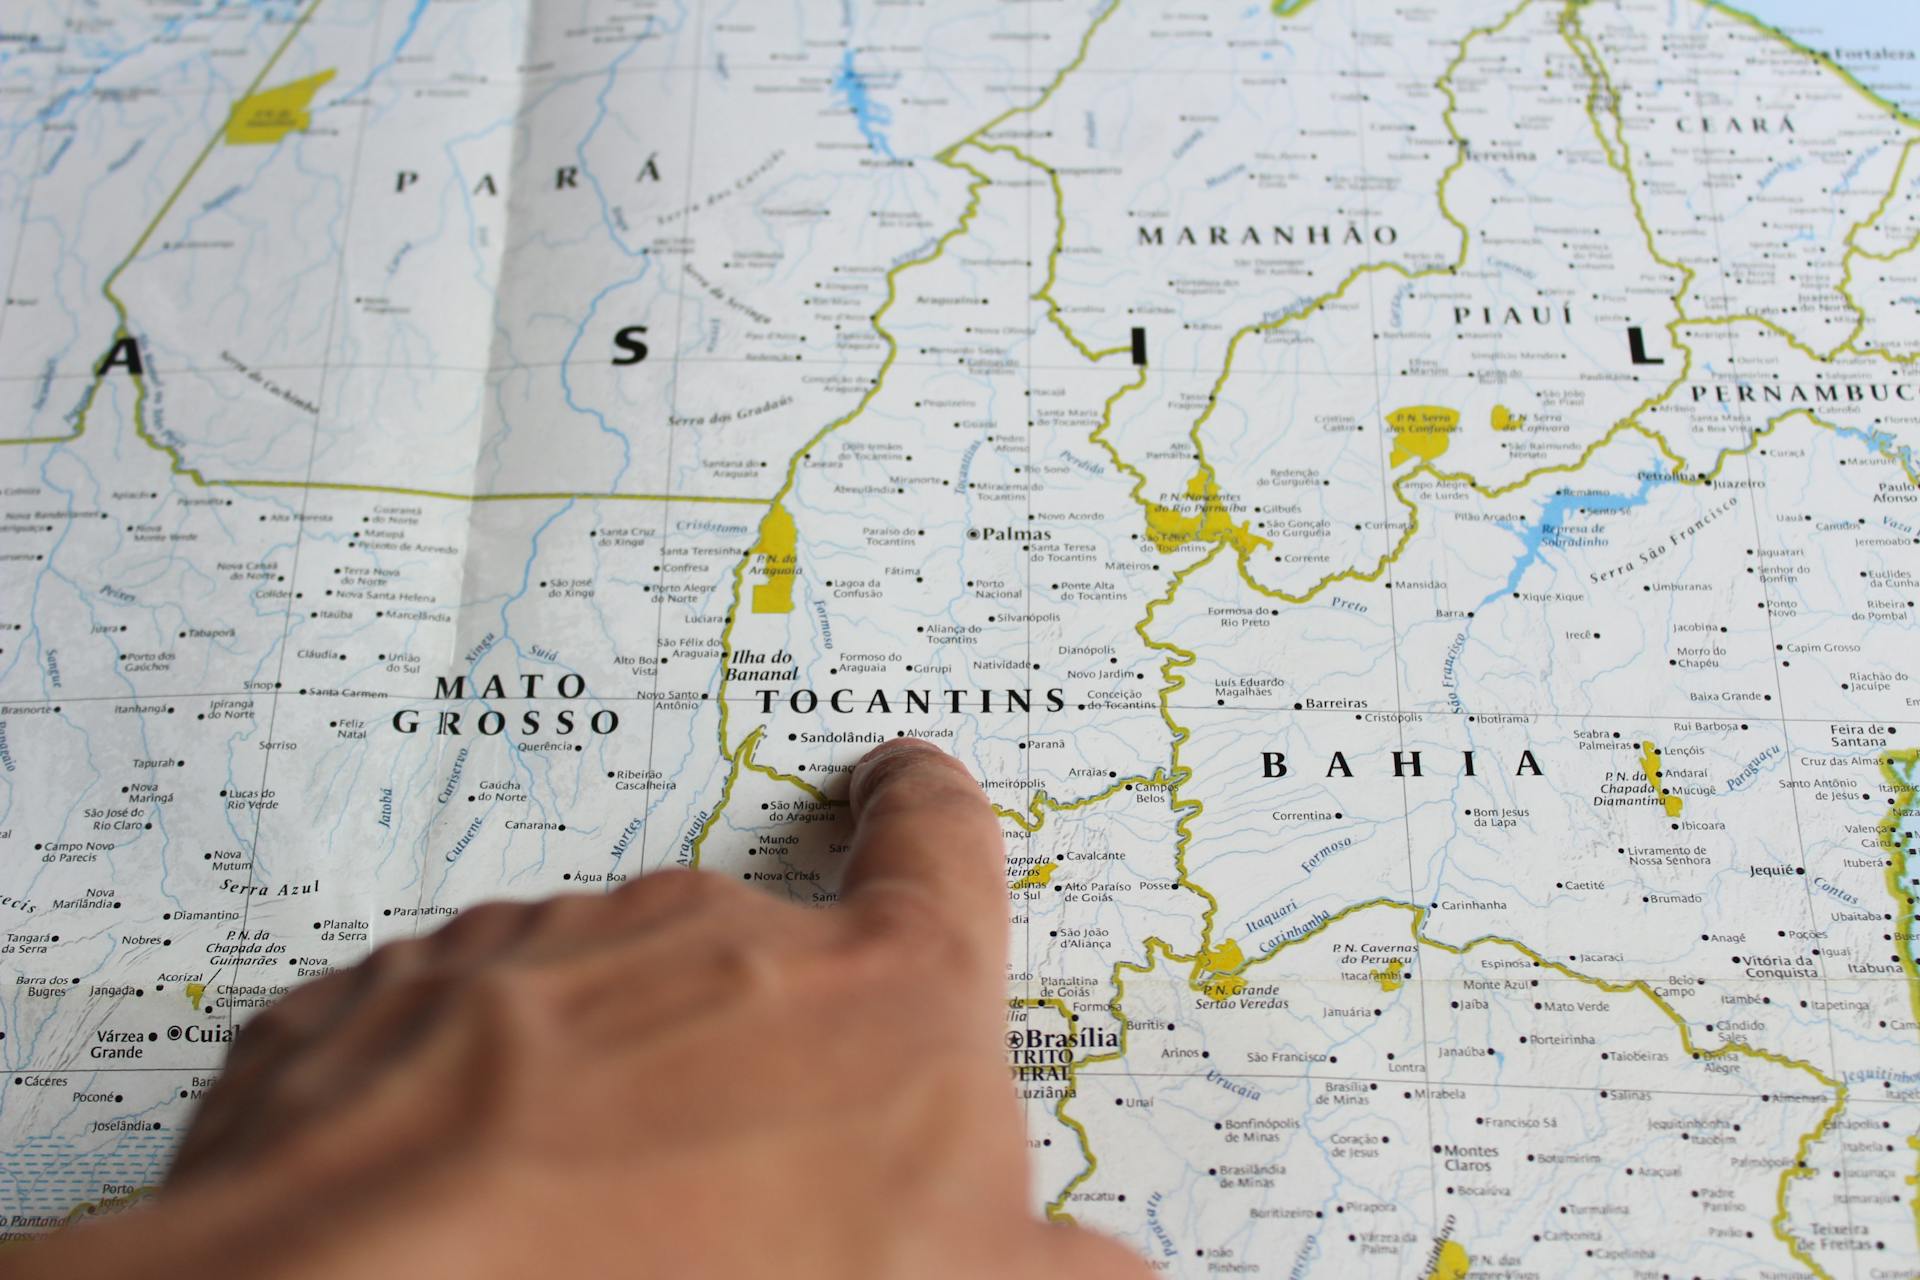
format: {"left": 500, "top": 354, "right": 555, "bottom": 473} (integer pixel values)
{"left": 3, "top": 1, "right": 1920, "bottom": 1274}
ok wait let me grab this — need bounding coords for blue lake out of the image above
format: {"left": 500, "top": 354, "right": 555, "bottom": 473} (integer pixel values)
{"left": 834, "top": 50, "right": 894, "bottom": 159}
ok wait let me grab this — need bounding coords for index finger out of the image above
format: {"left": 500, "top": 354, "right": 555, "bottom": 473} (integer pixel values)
{"left": 842, "top": 738, "right": 1008, "bottom": 962}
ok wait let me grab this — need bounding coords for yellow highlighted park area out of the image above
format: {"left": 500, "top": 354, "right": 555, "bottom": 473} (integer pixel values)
{"left": 1387, "top": 405, "right": 1459, "bottom": 466}
{"left": 1424, "top": 1239, "right": 1472, "bottom": 1280}
{"left": 1490, "top": 404, "right": 1526, "bottom": 431}
{"left": 1010, "top": 861, "right": 1060, "bottom": 890}
{"left": 225, "top": 70, "right": 335, "bottom": 145}
{"left": 1371, "top": 961, "right": 1404, "bottom": 993}
{"left": 1144, "top": 471, "right": 1263, "bottom": 556}
{"left": 1196, "top": 937, "right": 1248, "bottom": 1002}
{"left": 184, "top": 982, "right": 207, "bottom": 1010}
{"left": 749, "top": 504, "right": 799, "bottom": 613}
{"left": 1638, "top": 741, "right": 1682, "bottom": 818}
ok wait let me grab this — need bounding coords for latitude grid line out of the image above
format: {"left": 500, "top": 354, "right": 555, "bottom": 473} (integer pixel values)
{"left": 1346, "top": 5, "right": 1443, "bottom": 1228}
{"left": 29, "top": 63, "right": 1599, "bottom": 87}
{"left": 229, "top": 2, "right": 388, "bottom": 1028}
{"left": 0, "top": 0, "right": 79, "bottom": 444}
{"left": 0, "top": 1054, "right": 1872, "bottom": 1105}
{"left": 4, "top": 692, "right": 1916, "bottom": 727}
{"left": 19, "top": 62, "right": 1574, "bottom": 108}
{"left": 388, "top": 9, "right": 707, "bottom": 905}
{"left": 1021, "top": 0, "right": 1037, "bottom": 1146}
{"left": 1, "top": 6, "right": 1911, "bottom": 1261}
{"left": 6, "top": 356, "right": 1794, "bottom": 385}
{"left": 0, "top": 65, "right": 56, "bottom": 372}
{"left": 1678, "top": 39, "right": 1862, "bottom": 1256}
{"left": 390, "top": 28, "right": 524, "bottom": 935}
{"left": 636, "top": 1, "right": 705, "bottom": 879}
{"left": 0, "top": 12, "right": 1860, "bottom": 1275}
{"left": 0, "top": 0, "right": 88, "bottom": 1073}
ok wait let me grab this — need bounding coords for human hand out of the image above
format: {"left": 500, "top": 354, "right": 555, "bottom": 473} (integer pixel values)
{"left": 2, "top": 738, "right": 1150, "bottom": 1280}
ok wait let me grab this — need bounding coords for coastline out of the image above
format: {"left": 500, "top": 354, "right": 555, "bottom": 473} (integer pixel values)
{"left": 1711, "top": 0, "right": 1920, "bottom": 120}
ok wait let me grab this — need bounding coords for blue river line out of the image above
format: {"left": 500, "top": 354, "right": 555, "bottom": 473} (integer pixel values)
{"left": 1479, "top": 472, "right": 1660, "bottom": 611}
{"left": 833, "top": 49, "right": 894, "bottom": 158}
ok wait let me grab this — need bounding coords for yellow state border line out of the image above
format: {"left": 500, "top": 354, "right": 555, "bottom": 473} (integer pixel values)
{"left": 653, "top": 2, "right": 1914, "bottom": 1255}
{"left": 0, "top": 0, "right": 760, "bottom": 512}
{"left": 210, "top": 478, "right": 767, "bottom": 505}
{"left": 1035, "top": 935, "right": 1177, "bottom": 1219}
{"left": 1036, "top": 900, "right": 1850, "bottom": 1269}
{"left": 1573, "top": 1, "right": 1920, "bottom": 369}
{"left": 667, "top": 3, "right": 1912, "bottom": 1247}
{"left": 1033, "top": 2, "right": 1920, "bottom": 1254}
{"left": 61, "top": 0, "right": 1920, "bottom": 1263}
{"left": 1102, "top": 0, "right": 1543, "bottom": 1000}
{"left": 1703, "top": 1, "right": 1920, "bottom": 129}
{"left": 3, "top": 0, "right": 326, "bottom": 452}
{"left": 993, "top": 767, "right": 1176, "bottom": 835}
{"left": 1536, "top": 39, "right": 1920, "bottom": 1257}
{"left": 16, "top": 0, "right": 1907, "bottom": 1260}
{"left": 1134, "top": 545, "right": 1227, "bottom": 937}
{"left": 1876, "top": 748, "right": 1920, "bottom": 1251}
{"left": 695, "top": 0, "right": 1131, "bottom": 808}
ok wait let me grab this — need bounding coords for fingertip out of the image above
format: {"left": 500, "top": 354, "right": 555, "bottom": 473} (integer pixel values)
{"left": 848, "top": 736, "right": 963, "bottom": 814}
